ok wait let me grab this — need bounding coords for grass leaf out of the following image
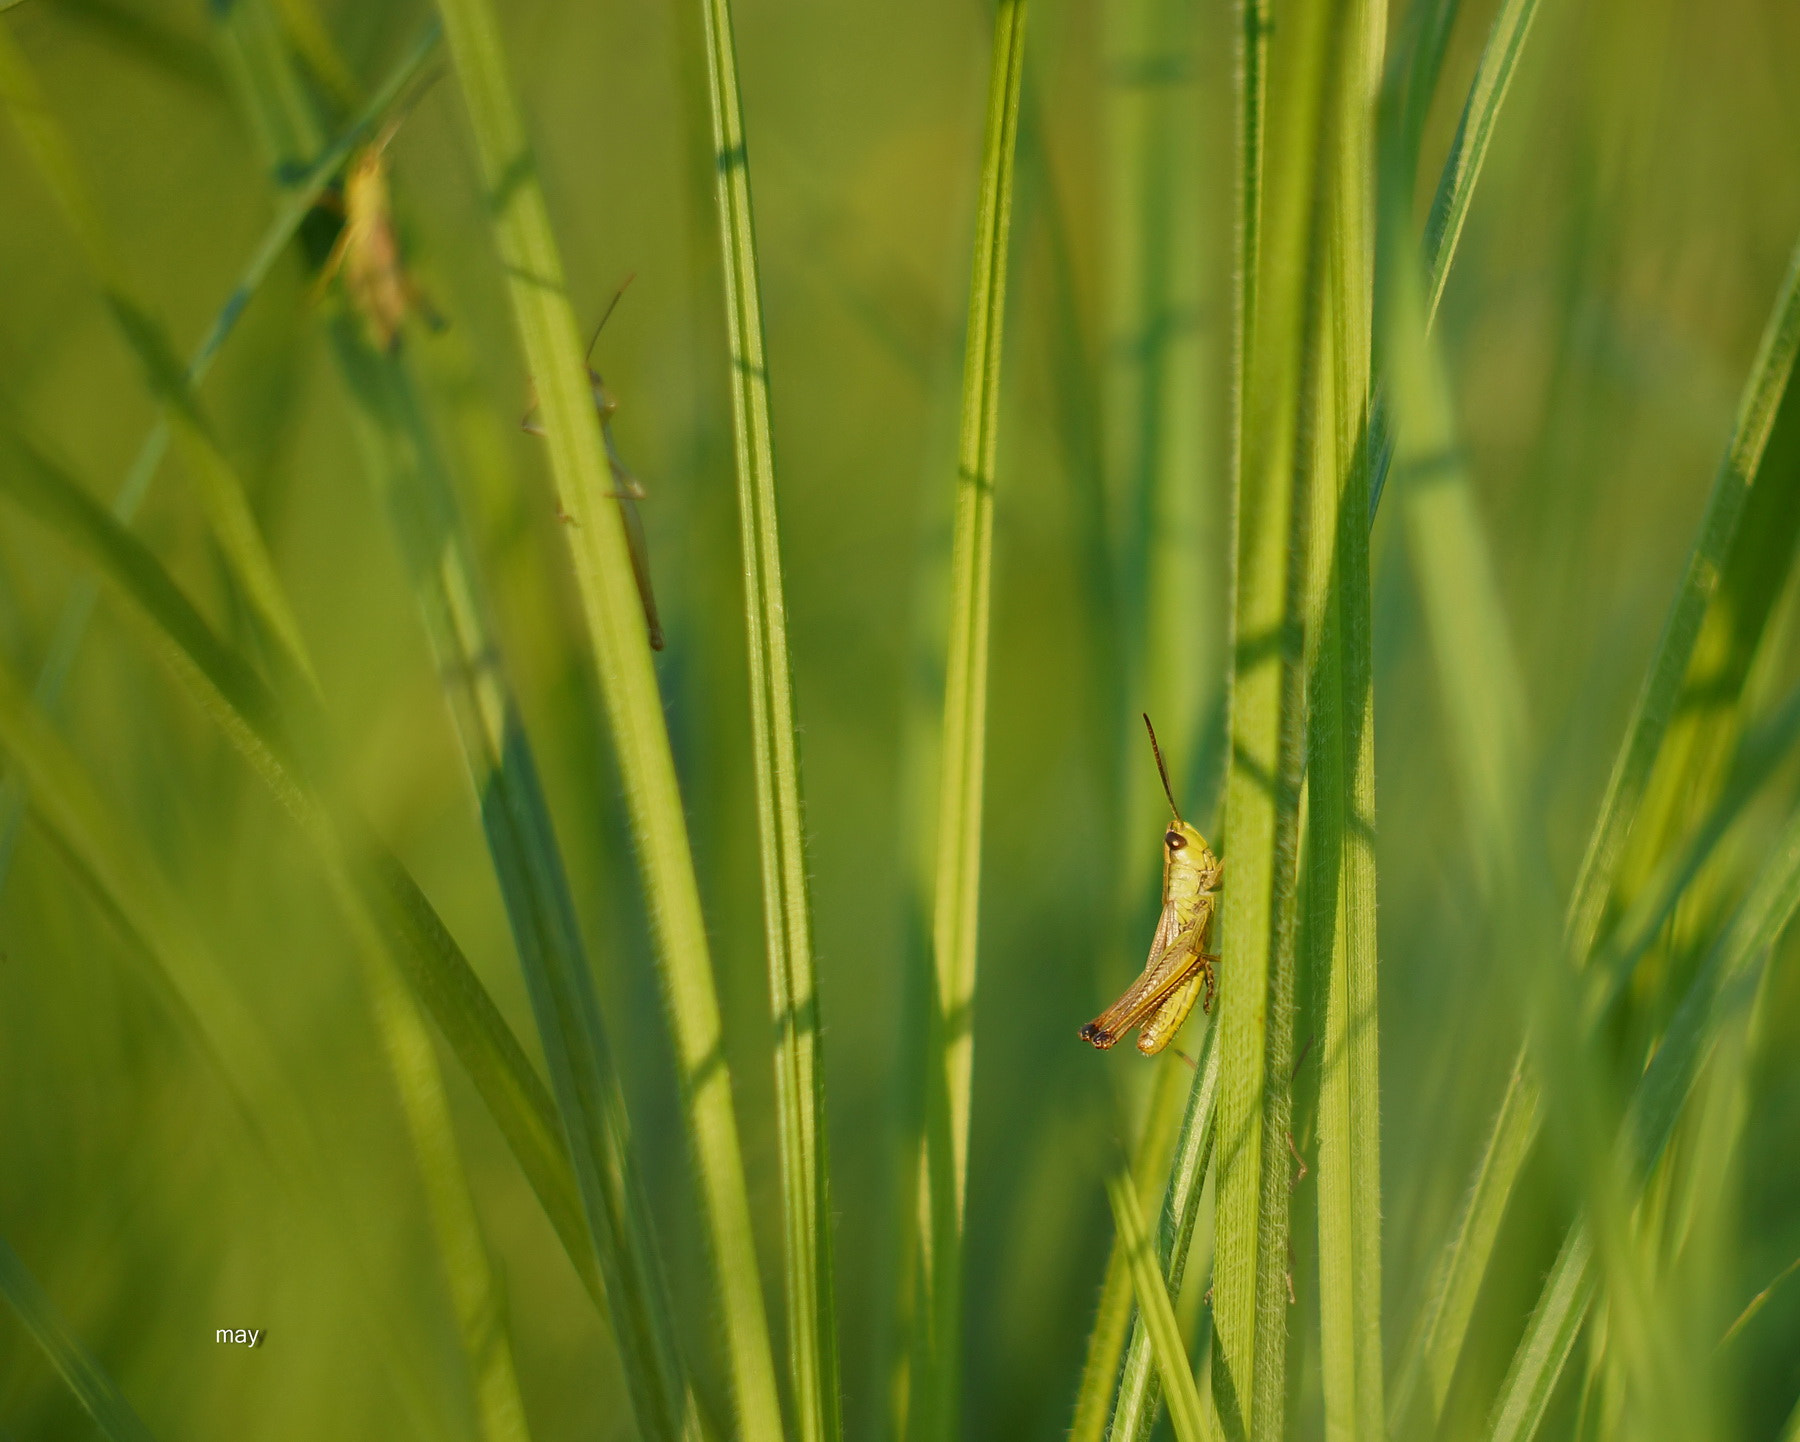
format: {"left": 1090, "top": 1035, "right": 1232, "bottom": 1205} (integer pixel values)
{"left": 425, "top": 1, "right": 786, "bottom": 1434}
{"left": 0, "top": 1234, "right": 160, "bottom": 1442}
{"left": 1105, "top": 1164, "right": 1217, "bottom": 1442}
{"left": 916, "top": 2, "right": 1027, "bottom": 1434}
{"left": 692, "top": 3, "right": 839, "bottom": 1437}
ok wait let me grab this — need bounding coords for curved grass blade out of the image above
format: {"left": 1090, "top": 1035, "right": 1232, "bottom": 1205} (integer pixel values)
{"left": 1389, "top": 231, "right": 1800, "bottom": 1440}
{"left": 0, "top": 20, "right": 316, "bottom": 688}
{"left": 0, "top": 424, "right": 602, "bottom": 1316}
{"left": 911, "top": 4, "right": 1028, "bottom": 1437}
{"left": 1105, "top": 1166, "right": 1217, "bottom": 1442}
{"left": 0, "top": 20, "right": 442, "bottom": 894}
{"left": 0, "top": 1235, "right": 159, "bottom": 1442}
{"left": 692, "top": 3, "right": 839, "bottom": 1437}
{"left": 1485, "top": 804, "right": 1800, "bottom": 1442}
{"left": 425, "top": 2, "right": 785, "bottom": 1434}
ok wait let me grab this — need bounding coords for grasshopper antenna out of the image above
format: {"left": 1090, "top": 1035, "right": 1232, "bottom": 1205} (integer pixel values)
{"left": 1143, "top": 713, "right": 1183, "bottom": 822}
{"left": 585, "top": 273, "right": 637, "bottom": 364}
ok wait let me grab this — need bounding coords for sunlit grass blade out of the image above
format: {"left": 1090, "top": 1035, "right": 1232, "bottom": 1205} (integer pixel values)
{"left": 1306, "top": 3, "right": 1386, "bottom": 1439}
{"left": 1108, "top": 1024, "right": 1223, "bottom": 1442}
{"left": 426, "top": 3, "right": 785, "bottom": 1435}
{"left": 1211, "top": 0, "right": 1337, "bottom": 1430}
{"left": 692, "top": 4, "right": 839, "bottom": 1437}
{"left": 1485, "top": 803, "right": 1800, "bottom": 1442}
{"left": 1105, "top": 1165, "right": 1218, "bottom": 1442}
{"left": 0, "top": 20, "right": 441, "bottom": 895}
{"left": 329, "top": 330, "right": 699, "bottom": 1442}
{"left": 0, "top": 1233, "right": 160, "bottom": 1442}
{"left": 914, "top": 3, "right": 1027, "bottom": 1436}
{"left": 1390, "top": 232, "right": 1800, "bottom": 1438}
{"left": 0, "top": 424, "right": 602, "bottom": 1314}
{"left": 1564, "top": 237, "right": 1800, "bottom": 963}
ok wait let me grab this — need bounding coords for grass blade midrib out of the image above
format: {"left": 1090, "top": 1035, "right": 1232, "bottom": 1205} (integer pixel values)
{"left": 425, "top": 3, "right": 786, "bottom": 1435}
{"left": 917, "top": 3, "right": 1028, "bottom": 1436}
{"left": 695, "top": 2, "right": 839, "bottom": 1437}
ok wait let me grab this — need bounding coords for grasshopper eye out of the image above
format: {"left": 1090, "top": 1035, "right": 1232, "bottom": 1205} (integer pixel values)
{"left": 1165, "top": 829, "right": 1186, "bottom": 850}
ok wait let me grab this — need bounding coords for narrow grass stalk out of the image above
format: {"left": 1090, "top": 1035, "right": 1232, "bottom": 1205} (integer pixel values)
{"left": 0, "top": 427, "right": 603, "bottom": 1318}
{"left": 1418, "top": 0, "right": 1541, "bottom": 326}
{"left": 693, "top": 5, "right": 839, "bottom": 1438}
{"left": 1105, "top": 1167, "right": 1216, "bottom": 1442}
{"left": 0, "top": 20, "right": 441, "bottom": 895}
{"left": 1307, "top": 3, "right": 1386, "bottom": 1438}
{"left": 917, "top": 4, "right": 1027, "bottom": 1435}
{"left": 1211, "top": 0, "right": 1336, "bottom": 1431}
{"left": 0, "top": 1234, "right": 159, "bottom": 1442}
{"left": 1485, "top": 804, "right": 1800, "bottom": 1442}
{"left": 1107, "top": 1023, "right": 1223, "bottom": 1442}
{"left": 427, "top": 4, "right": 785, "bottom": 1435}
{"left": 330, "top": 332, "right": 699, "bottom": 1442}
{"left": 1066, "top": 1058, "right": 1190, "bottom": 1442}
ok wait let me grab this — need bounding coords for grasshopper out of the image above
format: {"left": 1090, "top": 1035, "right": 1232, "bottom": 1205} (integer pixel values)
{"left": 521, "top": 280, "right": 665, "bottom": 651}
{"left": 1081, "top": 715, "right": 1223, "bottom": 1056}
{"left": 312, "top": 102, "right": 441, "bottom": 353}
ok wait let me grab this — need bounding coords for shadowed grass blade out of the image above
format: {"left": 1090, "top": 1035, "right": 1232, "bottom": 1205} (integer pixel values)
{"left": 329, "top": 328, "right": 699, "bottom": 1442}
{"left": 426, "top": 2, "right": 785, "bottom": 1434}
{"left": 1211, "top": 0, "right": 1339, "bottom": 1430}
{"left": 692, "top": 3, "right": 839, "bottom": 1437}
{"left": 1306, "top": 2, "right": 1387, "bottom": 1438}
{"left": 0, "top": 1235, "right": 159, "bottom": 1442}
{"left": 916, "top": 3, "right": 1027, "bottom": 1436}
{"left": 0, "top": 424, "right": 602, "bottom": 1318}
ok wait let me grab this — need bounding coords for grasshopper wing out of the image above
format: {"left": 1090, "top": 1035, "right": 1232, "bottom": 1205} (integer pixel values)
{"left": 1080, "top": 918, "right": 1205, "bottom": 1049}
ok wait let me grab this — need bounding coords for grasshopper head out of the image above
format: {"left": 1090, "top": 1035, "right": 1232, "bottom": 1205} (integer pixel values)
{"left": 1162, "top": 819, "right": 1208, "bottom": 859}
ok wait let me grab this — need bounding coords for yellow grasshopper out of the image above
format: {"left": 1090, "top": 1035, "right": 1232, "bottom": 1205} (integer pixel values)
{"left": 521, "top": 280, "right": 665, "bottom": 651}
{"left": 1081, "top": 715, "right": 1223, "bottom": 1056}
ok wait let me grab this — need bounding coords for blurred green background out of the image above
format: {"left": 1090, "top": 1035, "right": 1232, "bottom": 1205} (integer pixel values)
{"left": 0, "top": 0, "right": 1798, "bottom": 1438}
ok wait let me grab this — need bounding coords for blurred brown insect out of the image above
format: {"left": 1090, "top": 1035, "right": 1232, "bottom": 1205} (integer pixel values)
{"left": 522, "top": 280, "right": 664, "bottom": 651}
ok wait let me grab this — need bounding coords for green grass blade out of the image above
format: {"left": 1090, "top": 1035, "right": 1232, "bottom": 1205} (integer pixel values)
{"left": 0, "top": 21, "right": 442, "bottom": 893}
{"left": 1308, "top": 4, "right": 1387, "bottom": 1438}
{"left": 1418, "top": 0, "right": 1542, "bottom": 327}
{"left": 425, "top": 4, "right": 785, "bottom": 1435}
{"left": 1390, "top": 233, "right": 1800, "bottom": 1438}
{"left": 1485, "top": 804, "right": 1800, "bottom": 1442}
{"left": 1066, "top": 1059, "right": 1191, "bottom": 1442}
{"left": 0, "top": 424, "right": 603, "bottom": 1316}
{"left": 1212, "top": 0, "right": 1337, "bottom": 1430}
{"left": 0, "top": 1235, "right": 159, "bottom": 1442}
{"left": 693, "top": 4, "right": 839, "bottom": 1438}
{"left": 0, "top": 20, "right": 316, "bottom": 689}
{"left": 1108, "top": 1024, "right": 1223, "bottom": 1442}
{"left": 1564, "top": 237, "right": 1800, "bottom": 964}
{"left": 917, "top": 3, "right": 1027, "bottom": 1435}
{"left": 329, "top": 331, "right": 699, "bottom": 1442}
{"left": 1105, "top": 1167, "right": 1217, "bottom": 1442}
